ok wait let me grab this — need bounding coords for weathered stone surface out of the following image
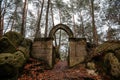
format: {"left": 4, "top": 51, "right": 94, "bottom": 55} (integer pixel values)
{"left": 18, "top": 46, "right": 30, "bottom": 60}
{"left": 32, "top": 38, "right": 53, "bottom": 68}
{"left": 0, "top": 31, "right": 32, "bottom": 80}
{"left": 32, "top": 24, "right": 87, "bottom": 68}
{"left": 87, "top": 62, "right": 96, "bottom": 70}
{"left": 92, "top": 41, "right": 120, "bottom": 79}
{"left": 0, "top": 52, "right": 25, "bottom": 80}
{"left": 94, "top": 41, "right": 120, "bottom": 55}
{"left": 0, "top": 37, "right": 16, "bottom": 53}
{"left": 69, "top": 38, "right": 87, "bottom": 67}
{"left": 13, "top": 51, "right": 26, "bottom": 68}
{"left": 104, "top": 53, "right": 120, "bottom": 77}
{"left": 0, "top": 53, "right": 14, "bottom": 64}
{"left": 49, "top": 24, "right": 74, "bottom": 38}
{"left": 4, "top": 31, "right": 24, "bottom": 47}
{"left": 0, "top": 52, "right": 25, "bottom": 68}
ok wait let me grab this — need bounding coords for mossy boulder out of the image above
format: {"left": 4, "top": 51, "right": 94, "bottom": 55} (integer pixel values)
{"left": 94, "top": 41, "right": 120, "bottom": 55}
{"left": 92, "top": 41, "right": 120, "bottom": 79}
{"left": 13, "top": 51, "right": 26, "bottom": 68}
{"left": 114, "top": 49, "right": 120, "bottom": 61}
{"left": 104, "top": 53, "right": 120, "bottom": 78}
{"left": 0, "top": 37, "right": 16, "bottom": 53}
{"left": 4, "top": 31, "right": 24, "bottom": 47}
{"left": 86, "top": 62, "right": 96, "bottom": 70}
{"left": 0, "top": 53, "right": 15, "bottom": 64}
{"left": 0, "top": 52, "right": 25, "bottom": 68}
{"left": 17, "top": 46, "right": 30, "bottom": 61}
{"left": 0, "top": 52, "right": 25, "bottom": 80}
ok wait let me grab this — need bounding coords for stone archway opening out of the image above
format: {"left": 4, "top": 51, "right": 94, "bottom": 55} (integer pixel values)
{"left": 53, "top": 29, "right": 69, "bottom": 65}
{"left": 49, "top": 24, "right": 74, "bottom": 67}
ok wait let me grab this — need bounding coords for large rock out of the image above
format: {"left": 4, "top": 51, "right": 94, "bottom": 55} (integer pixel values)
{"left": 0, "top": 52, "right": 25, "bottom": 80}
{"left": 13, "top": 51, "right": 26, "bottom": 68}
{"left": 17, "top": 46, "right": 30, "bottom": 61}
{"left": 0, "top": 31, "right": 32, "bottom": 79}
{"left": 104, "top": 53, "right": 120, "bottom": 77}
{"left": 0, "top": 52, "right": 25, "bottom": 68}
{"left": 0, "top": 37, "right": 16, "bottom": 53}
{"left": 4, "top": 31, "right": 24, "bottom": 47}
{"left": 93, "top": 41, "right": 120, "bottom": 79}
{"left": 0, "top": 64, "right": 18, "bottom": 80}
{"left": 94, "top": 41, "right": 120, "bottom": 55}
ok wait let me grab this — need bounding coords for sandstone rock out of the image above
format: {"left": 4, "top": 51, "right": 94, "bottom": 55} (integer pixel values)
{"left": 94, "top": 41, "right": 120, "bottom": 55}
{"left": 13, "top": 51, "right": 26, "bottom": 68}
{"left": 17, "top": 46, "right": 30, "bottom": 61}
{"left": 87, "top": 62, "right": 96, "bottom": 70}
{"left": 4, "top": 31, "right": 24, "bottom": 47}
{"left": 0, "top": 37, "right": 16, "bottom": 53}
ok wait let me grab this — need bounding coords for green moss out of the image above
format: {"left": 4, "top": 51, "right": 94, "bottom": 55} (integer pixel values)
{"left": 86, "top": 62, "right": 96, "bottom": 70}
{"left": 115, "top": 49, "right": 120, "bottom": 61}
{"left": 0, "top": 37, "right": 16, "bottom": 53}
{"left": 94, "top": 42, "right": 120, "bottom": 55}
{"left": 0, "top": 53, "right": 19, "bottom": 80}
{"left": 4, "top": 31, "right": 24, "bottom": 47}
{"left": 17, "top": 46, "right": 30, "bottom": 60}
{"left": 0, "top": 52, "right": 25, "bottom": 68}
{"left": 0, "top": 53, "right": 14, "bottom": 64}
{"left": 13, "top": 51, "right": 26, "bottom": 68}
{"left": 104, "top": 53, "right": 120, "bottom": 77}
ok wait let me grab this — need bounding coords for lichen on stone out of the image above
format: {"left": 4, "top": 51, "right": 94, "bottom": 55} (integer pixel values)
{"left": 17, "top": 46, "right": 30, "bottom": 61}
{"left": 13, "top": 51, "right": 26, "bottom": 68}
{"left": 4, "top": 31, "right": 24, "bottom": 47}
{"left": 0, "top": 37, "right": 16, "bottom": 53}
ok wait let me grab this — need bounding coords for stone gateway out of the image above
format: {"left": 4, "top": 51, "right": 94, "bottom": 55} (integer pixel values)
{"left": 31, "top": 24, "right": 87, "bottom": 68}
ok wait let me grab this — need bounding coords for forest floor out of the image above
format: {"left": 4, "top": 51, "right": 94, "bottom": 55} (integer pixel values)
{"left": 18, "top": 58, "right": 105, "bottom": 80}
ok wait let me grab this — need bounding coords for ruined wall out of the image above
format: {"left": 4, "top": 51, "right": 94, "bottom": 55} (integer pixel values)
{"left": 69, "top": 38, "right": 87, "bottom": 67}
{"left": 32, "top": 24, "right": 87, "bottom": 68}
{"left": 31, "top": 38, "right": 53, "bottom": 68}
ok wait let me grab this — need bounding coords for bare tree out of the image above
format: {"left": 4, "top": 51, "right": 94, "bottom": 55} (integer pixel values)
{"left": 44, "top": 0, "right": 50, "bottom": 37}
{"left": 21, "top": 0, "right": 28, "bottom": 37}
{"left": 35, "top": 0, "right": 44, "bottom": 39}
{"left": 90, "top": 0, "right": 98, "bottom": 45}
{"left": 0, "top": 0, "right": 3, "bottom": 38}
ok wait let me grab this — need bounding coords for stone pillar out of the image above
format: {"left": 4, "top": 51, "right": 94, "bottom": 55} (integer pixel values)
{"left": 69, "top": 38, "right": 87, "bottom": 67}
{"left": 31, "top": 38, "right": 53, "bottom": 68}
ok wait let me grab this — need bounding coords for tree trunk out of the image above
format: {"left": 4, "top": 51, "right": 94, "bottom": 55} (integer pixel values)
{"left": 91, "top": 0, "right": 98, "bottom": 45}
{"left": 10, "top": 5, "right": 18, "bottom": 31}
{"left": 44, "top": 0, "right": 50, "bottom": 38}
{"left": 21, "top": 0, "right": 27, "bottom": 37}
{"left": 73, "top": 15, "right": 76, "bottom": 37}
{"left": 50, "top": 1, "right": 57, "bottom": 47}
{"left": 0, "top": 0, "right": 3, "bottom": 38}
{"left": 50, "top": 2, "right": 54, "bottom": 27}
{"left": 79, "top": 11, "right": 85, "bottom": 38}
{"left": 35, "top": 0, "right": 44, "bottom": 39}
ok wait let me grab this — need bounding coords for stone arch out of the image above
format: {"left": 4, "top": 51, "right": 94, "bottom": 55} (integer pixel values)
{"left": 49, "top": 24, "right": 74, "bottom": 38}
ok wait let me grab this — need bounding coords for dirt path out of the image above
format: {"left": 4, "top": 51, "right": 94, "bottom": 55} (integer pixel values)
{"left": 18, "top": 59, "right": 102, "bottom": 80}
